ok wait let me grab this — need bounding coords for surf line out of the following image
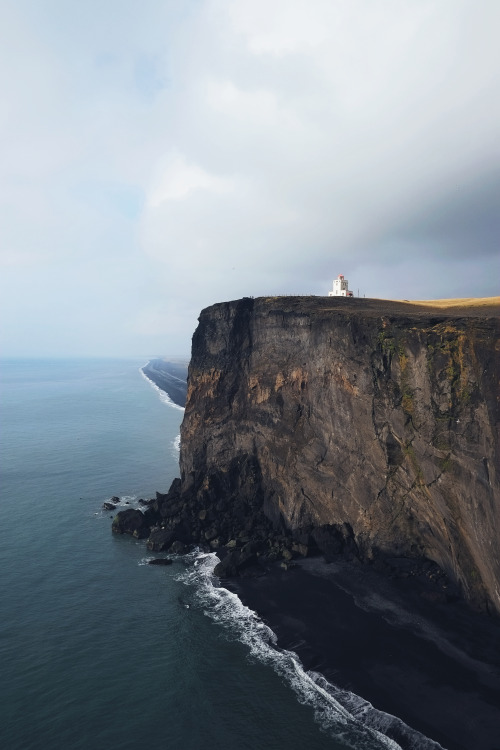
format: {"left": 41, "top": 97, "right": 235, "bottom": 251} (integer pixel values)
{"left": 177, "top": 551, "right": 444, "bottom": 750}
{"left": 139, "top": 365, "right": 185, "bottom": 412}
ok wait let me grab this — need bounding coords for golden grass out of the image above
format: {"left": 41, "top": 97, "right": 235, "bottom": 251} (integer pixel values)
{"left": 396, "top": 297, "right": 500, "bottom": 309}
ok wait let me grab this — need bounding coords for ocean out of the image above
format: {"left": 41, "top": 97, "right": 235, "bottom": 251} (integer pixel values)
{"left": 0, "top": 358, "right": 431, "bottom": 750}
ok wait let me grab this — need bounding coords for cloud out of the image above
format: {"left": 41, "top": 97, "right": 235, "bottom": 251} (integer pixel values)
{"left": 148, "top": 153, "right": 234, "bottom": 206}
{"left": 0, "top": 249, "right": 43, "bottom": 268}
{"left": 1, "top": 0, "right": 499, "bottom": 356}
{"left": 389, "top": 172, "right": 500, "bottom": 260}
{"left": 141, "top": 0, "right": 500, "bottom": 261}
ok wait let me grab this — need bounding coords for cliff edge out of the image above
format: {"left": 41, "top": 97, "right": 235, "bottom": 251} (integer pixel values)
{"left": 179, "top": 296, "right": 500, "bottom": 614}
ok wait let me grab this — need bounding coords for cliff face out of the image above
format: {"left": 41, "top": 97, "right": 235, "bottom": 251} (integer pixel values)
{"left": 180, "top": 297, "right": 500, "bottom": 613}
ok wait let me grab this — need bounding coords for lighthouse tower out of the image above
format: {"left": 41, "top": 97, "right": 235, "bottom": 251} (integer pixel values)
{"left": 328, "top": 274, "right": 353, "bottom": 297}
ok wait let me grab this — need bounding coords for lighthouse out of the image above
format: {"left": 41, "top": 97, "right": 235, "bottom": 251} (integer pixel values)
{"left": 328, "top": 274, "right": 353, "bottom": 297}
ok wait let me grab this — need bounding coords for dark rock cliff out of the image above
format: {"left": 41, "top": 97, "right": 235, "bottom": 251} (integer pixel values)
{"left": 178, "top": 296, "right": 500, "bottom": 614}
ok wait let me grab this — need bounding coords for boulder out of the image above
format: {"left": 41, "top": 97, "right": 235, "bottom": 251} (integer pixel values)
{"left": 168, "top": 540, "right": 187, "bottom": 555}
{"left": 147, "top": 528, "right": 177, "bottom": 552}
{"left": 103, "top": 502, "right": 117, "bottom": 511}
{"left": 214, "top": 551, "right": 239, "bottom": 578}
{"left": 112, "top": 509, "right": 149, "bottom": 539}
{"left": 292, "top": 542, "right": 309, "bottom": 557}
{"left": 148, "top": 558, "right": 173, "bottom": 566}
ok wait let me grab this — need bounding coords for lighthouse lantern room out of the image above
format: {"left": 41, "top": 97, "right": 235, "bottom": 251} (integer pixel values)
{"left": 328, "top": 274, "right": 353, "bottom": 297}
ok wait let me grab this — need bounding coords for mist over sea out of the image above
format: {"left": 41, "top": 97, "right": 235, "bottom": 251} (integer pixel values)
{"left": 0, "top": 358, "right": 436, "bottom": 750}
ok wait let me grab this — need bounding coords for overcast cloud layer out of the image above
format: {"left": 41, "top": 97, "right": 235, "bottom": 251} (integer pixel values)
{"left": 1, "top": 0, "right": 499, "bottom": 356}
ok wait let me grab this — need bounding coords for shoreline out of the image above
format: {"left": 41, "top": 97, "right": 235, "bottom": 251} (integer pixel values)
{"left": 226, "top": 558, "right": 500, "bottom": 750}
{"left": 143, "top": 359, "right": 500, "bottom": 749}
{"left": 141, "top": 359, "right": 188, "bottom": 408}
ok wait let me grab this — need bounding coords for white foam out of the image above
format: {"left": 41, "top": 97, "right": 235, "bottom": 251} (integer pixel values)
{"left": 171, "top": 435, "right": 181, "bottom": 459}
{"left": 176, "top": 552, "right": 444, "bottom": 750}
{"left": 98, "top": 495, "right": 149, "bottom": 517}
{"left": 119, "top": 494, "right": 138, "bottom": 505}
{"left": 139, "top": 366, "right": 185, "bottom": 412}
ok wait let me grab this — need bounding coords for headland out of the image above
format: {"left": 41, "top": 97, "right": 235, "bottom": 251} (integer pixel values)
{"left": 116, "top": 296, "right": 500, "bottom": 749}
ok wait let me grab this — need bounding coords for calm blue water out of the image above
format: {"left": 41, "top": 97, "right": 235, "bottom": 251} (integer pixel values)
{"left": 0, "top": 359, "right": 416, "bottom": 750}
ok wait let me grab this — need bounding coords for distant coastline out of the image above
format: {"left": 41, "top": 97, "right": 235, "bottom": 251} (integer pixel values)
{"left": 141, "top": 359, "right": 188, "bottom": 408}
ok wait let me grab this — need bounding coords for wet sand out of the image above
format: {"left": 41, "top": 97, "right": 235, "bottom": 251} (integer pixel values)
{"left": 226, "top": 558, "right": 500, "bottom": 750}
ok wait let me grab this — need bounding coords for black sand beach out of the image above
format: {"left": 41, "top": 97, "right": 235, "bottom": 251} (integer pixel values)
{"left": 142, "top": 359, "right": 188, "bottom": 407}
{"left": 227, "top": 558, "right": 500, "bottom": 750}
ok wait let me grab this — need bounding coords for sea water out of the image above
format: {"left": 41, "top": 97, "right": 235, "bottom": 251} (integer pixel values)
{"left": 0, "top": 359, "right": 432, "bottom": 750}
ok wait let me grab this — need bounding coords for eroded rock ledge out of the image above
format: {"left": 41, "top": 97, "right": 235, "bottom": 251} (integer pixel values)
{"left": 114, "top": 296, "right": 500, "bottom": 614}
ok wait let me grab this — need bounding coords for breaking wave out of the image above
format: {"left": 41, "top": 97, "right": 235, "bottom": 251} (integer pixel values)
{"left": 140, "top": 366, "right": 185, "bottom": 412}
{"left": 176, "top": 552, "right": 444, "bottom": 750}
{"left": 171, "top": 434, "right": 181, "bottom": 457}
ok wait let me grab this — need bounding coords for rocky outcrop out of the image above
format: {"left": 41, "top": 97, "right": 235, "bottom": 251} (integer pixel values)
{"left": 103, "top": 496, "right": 120, "bottom": 511}
{"left": 112, "top": 508, "right": 151, "bottom": 538}
{"left": 147, "top": 558, "right": 173, "bottom": 566}
{"left": 178, "top": 296, "right": 500, "bottom": 613}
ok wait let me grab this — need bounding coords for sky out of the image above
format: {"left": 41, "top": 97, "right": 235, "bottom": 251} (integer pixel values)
{"left": 1, "top": 0, "right": 499, "bottom": 356}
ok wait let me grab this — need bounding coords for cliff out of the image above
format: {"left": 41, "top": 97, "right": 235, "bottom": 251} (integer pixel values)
{"left": 178, "top": 296, "right": 500, "bottom": 614}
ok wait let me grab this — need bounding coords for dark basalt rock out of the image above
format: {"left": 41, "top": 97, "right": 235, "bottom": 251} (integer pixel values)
{"left": 103, "top": 502, "right": 117, "bottom": 511}
{"left": 177, "top": 296, "right": 500, "bottom": 613}
{"left": 213, "top": 547, "right": 263, "bottom": 578}
{"left": 148, "top": 558, "right": 173, "bottom": 566}
{"left": 168, "top": 540, "right": 187, "bottom": 554}
{"left": 112, "top": 509, "right": 150, "bottom": 539}
{"left": 213, "top": 552, "right": 238, "bottom": 578}
{"left": 311, "top": 524, "right": 358, "bottom": 561}
{"left": 147, "top": 527, "right": 177, "bottom": 552}
{"left": 111, "top": 475, "right": 462, "bottom": 593}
